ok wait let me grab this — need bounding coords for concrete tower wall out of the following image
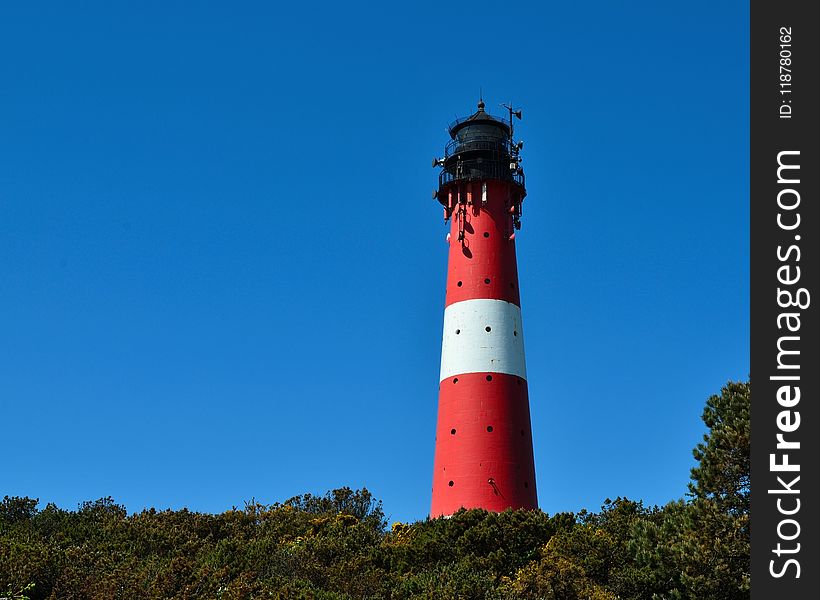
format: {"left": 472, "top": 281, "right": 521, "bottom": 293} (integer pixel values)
{"left": 430, "top": 177, "right": 537, "bottom": 517}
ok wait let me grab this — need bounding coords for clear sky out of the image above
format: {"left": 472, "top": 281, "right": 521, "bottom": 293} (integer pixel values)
{"left": 0, "top": 1, "right": 749, "bottom": 524}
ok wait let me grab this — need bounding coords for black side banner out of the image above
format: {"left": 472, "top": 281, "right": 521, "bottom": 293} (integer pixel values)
{"left": 751, "top": 1, "right": 818, "bottom": 597}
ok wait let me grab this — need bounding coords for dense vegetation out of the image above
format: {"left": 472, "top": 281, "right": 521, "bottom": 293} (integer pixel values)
{"left": 1, "top": 380, "right": 749, "bottom": 599}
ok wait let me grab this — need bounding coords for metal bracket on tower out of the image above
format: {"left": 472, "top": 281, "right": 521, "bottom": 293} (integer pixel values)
{"left": 456, "top": 200, "right": 467, "bottom": 244}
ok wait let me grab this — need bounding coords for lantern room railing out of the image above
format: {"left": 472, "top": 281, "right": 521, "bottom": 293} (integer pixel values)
{"left": 445, "top": 135, "right": 513, "bottom": 159}
{"left": 439, "top": 158, "right": 525, "bottom": 188}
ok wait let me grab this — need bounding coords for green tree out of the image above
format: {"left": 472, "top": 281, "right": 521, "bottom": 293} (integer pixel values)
{"left": 630, "top": 380, "right": 751, "bottom": 599}
{"left": 0, "top": 496, "right": 39, "bottom": 523}
{"left": 2, "top": 583, "right": 35, "bottom": 600}
{"left": 503, "top": 499, "right": 654, "bottom": 600}
{"left": 689, "top": 380, "right": 750, "bottom": 516}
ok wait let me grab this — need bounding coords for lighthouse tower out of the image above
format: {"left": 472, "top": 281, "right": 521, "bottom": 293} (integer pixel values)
{"left": 430, "top": 99, "right": 537, "bottom": 516}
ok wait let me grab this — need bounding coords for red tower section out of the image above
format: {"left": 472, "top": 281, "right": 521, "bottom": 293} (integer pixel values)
{"left": 431, "top": 100, "right": 537, "bottom": 516}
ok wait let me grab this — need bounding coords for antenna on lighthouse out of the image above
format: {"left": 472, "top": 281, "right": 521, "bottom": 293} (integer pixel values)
{"left": 501, "top": 102, "right": 523, "bottom": 150}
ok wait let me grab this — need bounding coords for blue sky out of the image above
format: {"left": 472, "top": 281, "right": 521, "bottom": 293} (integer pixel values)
{"left": 0, "top": 1, "right": 749, "bottom": 524}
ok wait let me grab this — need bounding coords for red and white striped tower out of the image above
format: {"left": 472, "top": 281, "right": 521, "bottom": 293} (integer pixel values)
{"left": 430, "top": 99, "right": 537, "bottom": 516}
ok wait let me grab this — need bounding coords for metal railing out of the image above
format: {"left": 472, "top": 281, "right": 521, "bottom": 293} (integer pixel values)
{"left": 439, "top": 158, "right": 525, "bottom": 188}
{"left": 445, "top": 135, "right": 511, "bottom": 158}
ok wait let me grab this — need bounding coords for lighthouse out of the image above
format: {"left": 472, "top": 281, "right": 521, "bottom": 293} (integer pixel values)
{"left": 430, "top": 99, "right": 537, "bottom": 516}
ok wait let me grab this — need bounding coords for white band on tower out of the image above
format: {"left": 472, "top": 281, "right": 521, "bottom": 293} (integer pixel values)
{"left": 439, "top": 298, "right": 527, "bottom": 382}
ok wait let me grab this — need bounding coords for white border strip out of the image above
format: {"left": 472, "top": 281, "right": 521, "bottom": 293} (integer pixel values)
{"left": 439, "top": 298, "right": 527, "bottom": 381}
